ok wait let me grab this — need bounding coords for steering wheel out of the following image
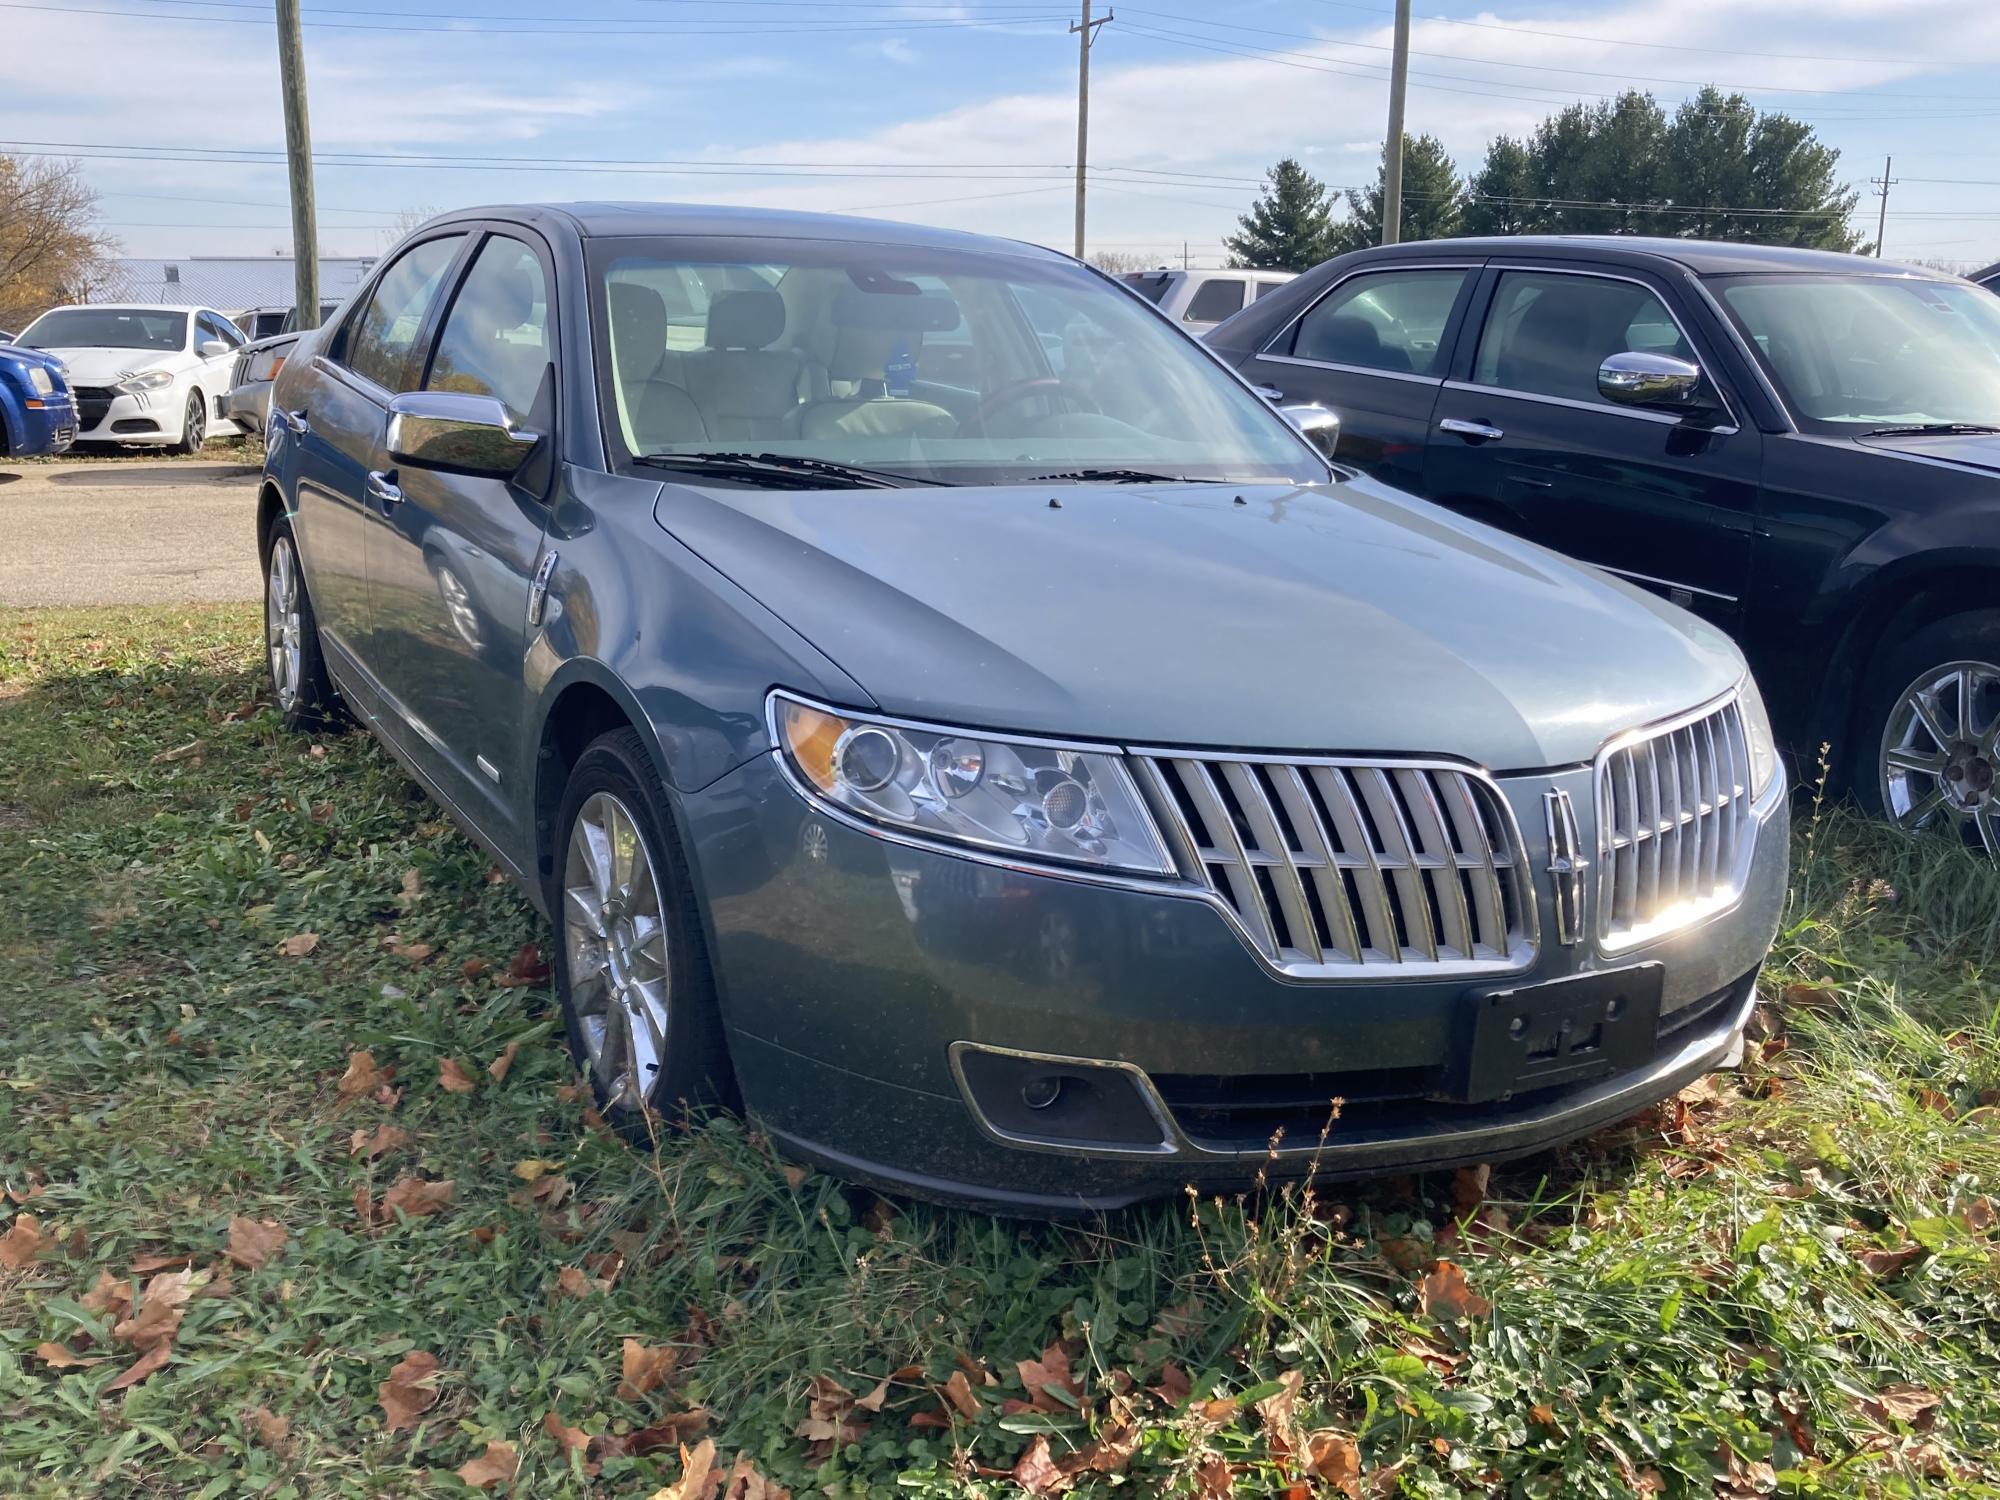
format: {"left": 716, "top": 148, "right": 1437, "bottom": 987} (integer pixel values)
{"left": 960, "top": 377, "right": 1101, "bottom": 436}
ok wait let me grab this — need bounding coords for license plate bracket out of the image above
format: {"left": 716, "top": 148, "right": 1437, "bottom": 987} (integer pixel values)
{"left": 1455, "top": 965, "right": 1663, "bottom": 1104}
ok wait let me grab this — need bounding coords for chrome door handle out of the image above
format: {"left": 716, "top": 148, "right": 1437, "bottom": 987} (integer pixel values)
{"left": 366, "top": 469, "right": 403, "bottom": 509}
{"left": 277, "top": 407, "right": 309, "bottom": 435}
{"left": 1439, "top": 417, "right": 1504, "bottom": 442}
{"left": 1250, "top": 384, "right": 1285, "bottom": 403}
{"left": 527, "top": 549, "right": 558, "bottom": 628}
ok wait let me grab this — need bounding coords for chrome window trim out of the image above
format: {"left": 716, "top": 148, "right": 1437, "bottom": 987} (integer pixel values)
{"left": 1257, "top": 353, "right": 1445, "bottom": 387}
{"left": 1256, "top": 260, "right": 1484, "bottom": 362}
{"left": 1441, "top": 378, "right": 1741, "bottom": 437}
{"left": 1465, "top": 262, "right": 1742, "bottom": 431}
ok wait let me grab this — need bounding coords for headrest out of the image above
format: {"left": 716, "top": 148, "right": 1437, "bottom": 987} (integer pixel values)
{"left": 832, "top": 285, "right": 960, "bottom": 334}
{"left": 609, "top": 281, "right": 666, "bottom": 382}
{"left": 706, "top": 288, "right": 786, "bottom": 350}
{"left": 829, "top": 325, "right": 896, "bottom": 382}
{"left": 488, "top": 261, "right": 540, "bottom": 334}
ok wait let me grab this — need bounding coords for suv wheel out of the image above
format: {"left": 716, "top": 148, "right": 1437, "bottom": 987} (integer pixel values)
{"left": 174, "top": 391, "right": 207, "bottom": 455}
{"left": 1857, "top": 610, "right": 2000, "bottom": 858}
{"left": 263, "top": 520, "right": 340, "bottom": 731}
{"left": 550, "top": 729, "right": 735, "bottom": 1137}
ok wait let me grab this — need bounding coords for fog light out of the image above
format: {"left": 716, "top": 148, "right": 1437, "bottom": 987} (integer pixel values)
{"left": 1020, "top": 1075, "right": 1064, "bottom": 1111}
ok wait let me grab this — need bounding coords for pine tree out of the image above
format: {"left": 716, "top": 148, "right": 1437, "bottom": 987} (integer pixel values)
{"left": 1224, "top": 158, "right": 1337, "bottom": 271}
{"left": 1327, "top": 134, "right": 1466, "bottom": 255}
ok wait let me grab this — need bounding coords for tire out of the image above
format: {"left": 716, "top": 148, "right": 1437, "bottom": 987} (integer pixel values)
{"left": 1853, "top": 609, "right": 2000, "bottom": 859}
{"left": 548, "top": 729, "right": 737, "bottom": 1139}
{"left": 262, "top": 518, "right": 340, "bottom": 732}
{"left": 173, "top": 390, "right": 207, "bottom": 455}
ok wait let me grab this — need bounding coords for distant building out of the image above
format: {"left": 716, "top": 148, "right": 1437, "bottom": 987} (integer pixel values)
{"left": 95, "top": 256, "right": 378, "bottom": 315}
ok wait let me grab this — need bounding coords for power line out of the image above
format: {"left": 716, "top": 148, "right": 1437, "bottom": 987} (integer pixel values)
{"left": 4, "top": 0, "right": 1071, "bottom": 32}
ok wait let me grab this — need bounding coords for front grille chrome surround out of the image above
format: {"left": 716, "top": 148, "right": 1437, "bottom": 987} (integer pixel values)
{"left": 1595, "top": 691, "right": 1755, "bottom": 951}
{"left": 1135, "top": 752, "right": 1536, "bottom": 979}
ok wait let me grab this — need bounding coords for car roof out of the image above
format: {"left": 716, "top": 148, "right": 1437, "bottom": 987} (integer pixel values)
{"left": 1343, "top": 235, "right": 1959, "bottom": 279}
{"left": 35, "top": 303, "right": 213, "bottom": 315}
{"left": 423, "top": 201, "right": 1073, "bottom": 264}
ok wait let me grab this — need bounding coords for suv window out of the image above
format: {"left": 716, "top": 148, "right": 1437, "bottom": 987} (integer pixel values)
{"left": 1290, "top": 268, "right": 1467, "bottom": 375}
{"left": 199, "top": 312, "right": 243, "bottom": 350}
{"left": 1184, "top": 277, "right": 1247, "bottom": 323}
{"left": 1472, "top": 271, "right": 1693, "bottom": 405}
{"left": 341, "top": 235, "right": 465, "bottom": 391}
{"left": 425, "top": 234, "right": 551, "bottom": 422}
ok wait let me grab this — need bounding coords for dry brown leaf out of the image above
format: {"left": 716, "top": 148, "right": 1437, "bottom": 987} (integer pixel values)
{"left": 648, "top": 1437, "right": 717, "bottom": 1500}
{"left": 400, "top": 868, "right": 423, "bottom": 902}
{"left": 1782, "top": 983, "right": 1839, "bottom": 1011}
{"left": 855, "top": 1372, "right": 899, "bottom": 1412}
{"left": 780, "top": 1162, "right": 808, "bottom": 1191}
{"left": 488, "top": 1042, "right": 521, "bottom": 1083}
{"left": 1858, "top": 1244, "right": 1924, "bottom": 1277}
{"left": 0, "top": 1212, "right": 45, "bottom": 1269}
{"left": 35, "top": 1342, "right": 97, "bottom": 1368}
{"left": 1418, "top": 1260, "right": 1493, "bottom": 1322}
{"left": 112, "top": 1268, "right": 200, "bottom": 1351}
{"left": 337, "top": 1051, "right": 389, "bottom": 1098}
{"left": 1017, "top": 1342, "right": 1084, "bottom": 1413}
{"left": 718, "top": 1451, "right": 787, "bottom": 1500}
{"left": 1450, "top": 1164, "right": 1491, "bottom": 1218}
{"left": 456, "top": 1440, "right": 518, "bottom": 1490}
{"left": 1964, "top": 1196, "right": 1996, "bottom": 1233}
{"left": 557, "top": 1265, "right": 598, "bottom": 1299}
{"left": 378, "top": 1350, "right": 442, "bottom": 1430}
{"left": 942, "top": 1368, "right": 981, "bottom": 1418}
{"left": 1066, "top": 1421, "right": 1140, "bottom": 1477}
{"left": 247, "top": 1405, "right": 291, "bottom": 1448}
{"left": 277, "top": 932, "right": 319, "bottom": 958}
{"left": 630, "top": 1411, "right": 712, "bottom": 1454}
{"left": 104, "top": 1341, "right": 172, "bottom": 1393}
{"left": 79, "top": 1269, "right": 131, "bottom": 1318}
{"left": 544, "top": 1409, "right": 591, "bottom": 1456}
{"left": 462, "top": 956, "right": 491, "bottom": 980}
{"left": 226, "top": 1217, "right": 288, "bottom": 1271}
{"left": 349, "top": 1123, "right": 410, "bottom": 1159}
{"left": 1011, "top": 1434, "right": 1070, "bottom": 1495}
{"left": 1194, "top": 1454, "right": 1235, "bottom": 1498}
{"left": 1305, "top": 1430, "right": 1362, "bottom": 1497}
{"left": 438, "top": 1058, "right": 478, "bottom": 1094}
{"left": 1149, "top": 1361, "right": 1192, "bottom": 1406}
{"left": 390, "top": 940, "right": 434, "bottom": 964}
{"left": 1861, "top": 1383, "right": 1942, "bottom": 1429}
{"left": 495, "top": 942, "right": 551, "bottom": 988}
{"left": 380, "top": 1176, "right": 455, "bottom": 1220}
{"left": 1197, "top": 1395, "right": 1240, "bottom": 1424}
{"left": 620, "top": 1337, "right": 680, "bottom": 1402}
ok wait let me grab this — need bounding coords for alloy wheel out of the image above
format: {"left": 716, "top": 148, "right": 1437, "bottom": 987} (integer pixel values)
{"left": 1880, "top": 658, "right": 2000, "bottom": 857}
{"left": 266, "top": 535, "right": 302, "bottom": 710}
{"left": 562, "top": 791, "right": 673, "bottom": 1110}
{"left": 185, "top": 394, "right": 206, "bottom": 450}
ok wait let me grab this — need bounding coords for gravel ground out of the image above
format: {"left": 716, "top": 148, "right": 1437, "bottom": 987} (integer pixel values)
{"left": 0, "top": 456, "right": 262, "bottom": 606}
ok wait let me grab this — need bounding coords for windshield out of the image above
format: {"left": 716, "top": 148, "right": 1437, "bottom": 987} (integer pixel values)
{"left": 1713, "top": 274, "right": 2000, "bottom": 432}
{"left": 589, "top": 237, "right": 1317, "bottom": 487}
{"left": 18, "top": 308, "right": 187, "bottom": 352}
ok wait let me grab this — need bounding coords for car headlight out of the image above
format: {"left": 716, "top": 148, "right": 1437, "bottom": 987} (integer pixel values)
{"left": 1739, "top": 673, "right": 1779, "bottom": 795}
{"left": 27, "top": 365, "right": 53, "bottom": 396}
{"left": 116, "top": 368, "right": 175, "bottom": 393}
{"left": 773, "top": 693, "right": 1174, "bottom": 875}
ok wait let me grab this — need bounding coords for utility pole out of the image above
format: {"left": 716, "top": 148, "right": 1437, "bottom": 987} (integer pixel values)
{"left": 1071, "top": 1, "right": 1112, "bottom": 260}
{"left": 1380, "top": 0, "right": 1411, "bottom": 246}
{"left": 1871, "top": 154, "right": 1896, "bottom": 258}
{"left": 275, "top": 0, "right": 320, "bottom": 330}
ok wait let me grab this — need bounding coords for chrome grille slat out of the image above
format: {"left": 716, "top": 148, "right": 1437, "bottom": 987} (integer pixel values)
{"left": 1144, "top": 753, "right": 1532, "bottom": 977}
{"left": 1597, "top": 696, "right": 1752, "bottom": 947}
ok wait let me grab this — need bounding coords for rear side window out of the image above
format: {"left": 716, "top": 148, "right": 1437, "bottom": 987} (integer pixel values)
{"left": 1290, "top": 269, "right": 1467, "bottom": 376}
{"left": 1472, "top": 271, "right": 1692, "bottom": 405}
{"left": 341, "top": 235, "right": 465, "bottom": 392}
{"left": 1120, "top": 272, "right": 1174, "bottom": 305}
{"left": 425, "top": 234, "right": 551, "bottom": 423}
{"left": 1184, "top": 278, "right": 1247, "bottom": 323}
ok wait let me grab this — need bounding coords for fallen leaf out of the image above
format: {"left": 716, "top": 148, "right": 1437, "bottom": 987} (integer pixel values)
{"left": 456, "top": 1440, "right": 518, "bottom": 1490}
{"left": 79, "top": 1269, "right": 131, "bottom": 1318}
{"left": 1861, "top": 1383, "right": 1942, "bottom": 1429}
{"left": 337, "top": 1051, "right": 390, "bottom": 1099}
{"left": 128, "top": 1252, "right": 193, "bottom": 1273}
{"left": 1067, "top": 1421, "right": 1140, "bottom": 1476}
{"left": 438, "top": 1058, "right": 478, "bottom": 1094}
{"left": 1305, "top": 1430, "right": 1362, "bottom": 1497}
{"left": 34, "top": 1342, "right": 96, "bottom": 1368}
{"left": 628, "top": 1411, "right": 711, "bottom": 1453}
{"left": 248, "top": 1406, "right": 291, "bottom": 1448}
{"left": 1197, "top": 1395, "right": 1240, "bottom": 1424}
{"left": 112, "top": 1268, "right": 201, "bottom": 1350}
{"left": 543, "top": 1409, "right": 591, "bottom": 1457}
{"left": 400, "top": 868, "right": 423, "bottom": 902}
{"left": 104, "top": 1341, "right": 172, "bottom": 1393}
{"left": 780, "top": 1162, "right": 808, "bottom": 1191}
{"left": 1450, "top": 1164, "right": 1490, "bottom": 1219}
{"left": 1418, "top": 1260, "right": 1492, "bottom": 1322}
{"left": 495, "top": 942, "right": 551, "bottom": 988}
{"left": 1149, "top": 1362, "right": 1192, "bottom": 1406}
{"left": 378, "top": 1350, "right": 441, "bottom": 1430}
{"left": 226, "top": 1216, "right": 288, "bottom": 1271}
{"left": 718, "top": 1451, "right": 786, "bottom": 1500}
{"left": 1011, "top": 1434, "right": 1069, "bottom": 1495}
{"left": 349, "top": 1123, "right": 410, "bottom": 1159}
{"left": 390, "top": 940, "right": 434, "bottom": 964}
{"left": 488, "top": 1042, "right": 520, "bottom": 1083}
{"left": 1017, "top": 1341, "right": 1084, "bottom": 1413}
{"left": 277, "top": 932, "right": 319, "bottom": 958}
{"left": 0, "top": 1212, "right": 45, "bottom": 1269}
{"left": 462, "top": 956, "right": 491, "bottom": 980}
{"left": 380, "top": 1176, "right": 455, "bottom": 1220}
{"left": 151, "top": 738, "right": 206, "bottom": 764}
{"left": 648, "top": 1437, "right": 716, "bottom": 1500}
{"left": 620, "top": 1338, "right": 680, "bottom": 1402}
{"left": 942, "top": 1368, "right": 981, "bottom": 1418}
{"left": 1782, "top": 983, "right": 1839, "bottom": 1011}
{"left": 1964, "top": 1197, "right": 1996, "bottom": 1233}
{"left": 1857, "top": 1244, "right": 1924, "bottom": 1278}
{"left": 1194, "top": 1455, "right": 1235, "bottom": 1498}
{"left": 557, "top": 1265, "right": 598, "bottom": 1299}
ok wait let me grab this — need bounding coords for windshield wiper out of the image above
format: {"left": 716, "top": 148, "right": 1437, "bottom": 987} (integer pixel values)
{"left": 633, "top": 451, "right": 923, "bottom": 489}
{"left": 1018, "top": 466, "right": 1208, "bottom": 484}
{"left": 1862, "top": 423, "right": 2000, "bottom": 437}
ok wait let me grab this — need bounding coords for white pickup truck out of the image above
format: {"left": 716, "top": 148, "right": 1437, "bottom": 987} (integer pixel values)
{"left": 1117, "top": 267, "right": 1297, "bottom": 332}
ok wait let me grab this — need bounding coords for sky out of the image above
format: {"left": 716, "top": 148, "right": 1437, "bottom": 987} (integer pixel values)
{"left": 6, "top": 0, "right": 2000, "bottom": 273}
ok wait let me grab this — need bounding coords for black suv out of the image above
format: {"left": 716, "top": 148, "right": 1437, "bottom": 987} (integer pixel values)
{"left": 1207, "top": 236, "right": 2000, "bottom": 857}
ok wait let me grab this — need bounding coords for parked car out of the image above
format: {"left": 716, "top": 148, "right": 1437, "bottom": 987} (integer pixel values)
{"left": 1207, "top": 237, "right": 2000, "bottom": 859}
{"left": 0, "top": 340, "right": 77, "bottom": 457}
{"left": 1119, "top": 267, "right": 1296, "bottom": 332}
{"left": 257, "top": 204, "right": 1785, "bottom": 1212}
{"left": 234, "top": 302, "right": 338, "bottom": 341}
{"left": 12, "top": 303, "right": 247, "bottom": 452}
{"left": 1972, "top": 261, "right": 2000, "bottom": 292}
{"left": 225, "top": 332, "right": 303, "bottom": 437}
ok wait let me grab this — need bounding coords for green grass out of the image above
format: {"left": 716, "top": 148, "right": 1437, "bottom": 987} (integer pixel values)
{"left": 2, "top": 605, "right": 1999, "bottom": 1498}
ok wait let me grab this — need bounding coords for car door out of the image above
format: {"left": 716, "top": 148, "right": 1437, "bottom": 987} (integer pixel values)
{"left": 364, "top": 228, "right": 555, "bottom": 834}
{"left": 1426, "top": 264, "right": 1761, "bottom": 632}
{"left": 1235, "top": 262, "right": 1480, "bottom": 495}
{"left": 287, "top": 232, "right": 469, "bottom": 674}
{"left": 195, "top": 311, "right": 243, "bottom": 413}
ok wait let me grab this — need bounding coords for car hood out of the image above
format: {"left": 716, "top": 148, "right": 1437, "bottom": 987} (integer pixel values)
{"left": 30, "top": 347, "right": 186, "bottom": 385}
{"left": 1855, "top": 430, "right": 2000, "bottom": 476}
{"left": 651, "top": 475, "right": 1745, "bottom": 770}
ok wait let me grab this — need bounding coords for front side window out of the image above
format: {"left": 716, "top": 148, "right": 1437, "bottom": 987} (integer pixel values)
{"left": 199, "top": 312, "right": 242, "bottom": 350}
{"left": 17, "top": 308, "right": 186, "bottom": 352}
{"left": 341, "top": 235, "right": 465, "bottom": 392}
{"left": 591, "top": 236, "right": 1317, "bottom": 487}
{"left": 1183, "top": 277, "right": 1247, "bottom": 323}
{"left": 1714, "top": 273, "right": 2000, "bottom": 432}
{"left": 425, "top": 235, "right": 550, "bottom": 423}
{"left": 1472, "top": 271, "right": 1693, "bottom": 405}
{"left": 1290, "top": 268, "right": 1467, "bottom": 376}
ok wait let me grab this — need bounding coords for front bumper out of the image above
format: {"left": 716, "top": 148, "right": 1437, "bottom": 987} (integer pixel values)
{"left": 223, "top": 380, "right": 271, "bottom": 433}
{"left": 8, "top": 396, "right": 75, "bottom": 456}
{"left": 687, "top": 752, "right": 1787, "bottom": 1213}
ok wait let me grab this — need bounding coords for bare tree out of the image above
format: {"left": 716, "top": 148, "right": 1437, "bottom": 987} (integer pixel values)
{"left": 1087, "top": 248, "right": 1167, "bottom": 275}
{"left": 379, "top": 205, "right": 443, "bottom": 251}
{"left": 0, "top": 155, "right": 114, "bottom": 328}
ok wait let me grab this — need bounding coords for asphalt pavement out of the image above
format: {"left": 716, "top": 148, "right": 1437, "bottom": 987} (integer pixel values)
{"left": 0, "top": 457, "right": 263, "bottom": 607}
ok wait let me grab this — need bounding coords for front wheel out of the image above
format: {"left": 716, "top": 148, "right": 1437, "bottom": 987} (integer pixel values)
{"left": 174, "top": 390, "right": 207, "bottom": 455}
{"left": 550, "top": 729, "right": 736, "bottom": 1138}
{"left": 1856, "top": 610, "right": 2000, "bottom": 858}
{"left": 263, "top": 519, "right": 340, "bottom": 731}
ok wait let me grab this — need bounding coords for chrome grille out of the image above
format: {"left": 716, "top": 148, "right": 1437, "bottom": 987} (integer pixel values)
{"left": 1596, "top": 695, "right": 1751, "bottom": 947}
{"left": 1138, "top": 755, "right": 1532, "bottom": 976}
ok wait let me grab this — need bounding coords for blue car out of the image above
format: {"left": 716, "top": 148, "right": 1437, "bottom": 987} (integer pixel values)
{"left": 0, "top": 341, "right": 76, "bottom": 457}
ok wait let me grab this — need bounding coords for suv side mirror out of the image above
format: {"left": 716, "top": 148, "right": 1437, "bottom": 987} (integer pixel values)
{"left": 1597, "top": 351, "right": 1707, "bottom": 411}
{"left": 1279, "top": 402, "right": 1341, "bottom": 459}
{"left": 386, "top": 391, "right": 541, "bottom": 479}
{"left": 197, "top": 338, "right": 229, "bottom": 358}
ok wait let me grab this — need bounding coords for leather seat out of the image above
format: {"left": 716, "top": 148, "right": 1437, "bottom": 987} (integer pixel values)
{"left": 1300, "top": 313, "right": 1411, "bottom": 373}
{"left": 608, "top": 282, "right": 707, "bottom": 449}
{"left": 797, "top": 324, "right": 956, "bottom": 442}
{"left": 680, "top": 289, "right": 810, "bottom": 441}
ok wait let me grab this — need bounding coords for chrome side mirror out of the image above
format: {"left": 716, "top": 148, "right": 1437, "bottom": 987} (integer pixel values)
{"left": 386, "top": 391, "right": 540, "bottom": 480}
{"left": 1597, "top": 351, "right": 1705, "bottom": 410}
{"left": 1279, "top": 402, "right": 1340, "bottom": 459}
